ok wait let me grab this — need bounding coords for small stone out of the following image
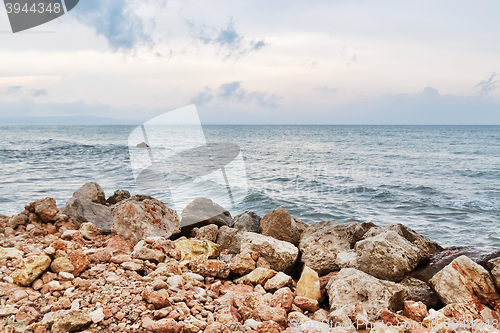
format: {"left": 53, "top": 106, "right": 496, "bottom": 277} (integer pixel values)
{"left": 51, "top": 310, "right": 92, "bottom": 333}
{"left": 230, "top": 253, "right": 256, "bottom": 276}
{"left": 403, "top": 301, "right": 429, "bottom": 322}
{"left": 59, "top": 272, "right": 75, "bottom": 280}
{"left": 270, "top": 287, "right": 294, "bottom": 312}
{"left": 295, "top": 266, "right": 321, "bottom": 301}
{"left": 293, "top": 296, "right": 319, "bottom": 313}
{"left": 235, "top": 267, "right": 277, "bottom": 286}
{"left": 0, "top": 247, "right": 24, "bottom": 260}
{"left": 51, "top": 257, "right": 75, "bottom": 274}
{"left": 90, "top": 308, "right": 105, "bottom": 323}
{"left": 264, "top": 272, "right": 292, "bottom": 292}
{"left": 79, "top": 222, "right": 103, "bottom": 240}
{"left": 121, "top": 261, "right": 143, "bottom": 271}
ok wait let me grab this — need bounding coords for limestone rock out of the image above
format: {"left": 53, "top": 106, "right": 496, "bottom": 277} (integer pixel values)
{"left": 11, "top": 254, "right": 51, "bottom": 286}
{"left": 260, "top": 207, "right": 299, "bottom": 245}
{"left": 429, "top": 255, "right": 500, "bottom": 311}
{"left": 175, "top": 239, "right": 220, "bottom": 261}
{"left": 216, "top": 226, "right": 242, "bottom": 254}
{"left": 180, "top": 197, "right": 232, "bottom": 232}
{"left": 131, "top": 240, "right": 166, "bottom": 263}
{"left": 65, "top": 198, "right": 113, "bottom": 230}
{"left": 270, "top": 287, "right": 294, "bottom": 312}
{"left": 79, "top": 222, "right": 103, "bottom": 240}
{"left": 295, "top": 266, "right": 321, "bottom": 301}
{"left": 299, "top": 221, "right": 374, "bottom": 275}
{"left": 106, "top": 189, "right": 131, "bottom": 205}
{"left": 51, "top": 257, "right": 75, "bottom": 274}
{"left": 326, "top": 268, "right": 408, "bottom": 322}
{"left": 30, "top": 197, "right": 59, "bottom": 222}
{"left": 51, "top": 310, "right": 92, "bottom": 333}
{"left": 488, "top": 257, "right": 500, "bottom": 290}
{"left": 230, "top": 253, "right": 256, "bottom": 276}
{"left": 233, "top": 211, "right": 261, "bottom": 233}
{"left": 400, "top": 276, "right": 439, "bottom": 309}
{"left": 264, "top": 272, "right": 293, "bottom": 292}
{"left": 403, "top": 301, "right": 428, "bottom": 322}
{"left": 235, "top": 267, "right": 277, "bottom": 286}
{"left": 112, "top": 195, "right": 180, "bottom": 244}
{"left": 0, "top": 247, "right": 24, "bottom": 260}
{"left": 193, "top": 224, "right": 219, "bottom": 242}
{"left": 240, "top": 232, "right": 298, "bottom": 273}
{"left": 186, "top": 259, "right": 230, "bottom": 278}
{"left": 354, "top": 230, "right": 420, "bottom": 282}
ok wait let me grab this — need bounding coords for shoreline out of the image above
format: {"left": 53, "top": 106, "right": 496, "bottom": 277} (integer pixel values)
{"left": 1, "top": 182, "right": 500, "bottom": 333}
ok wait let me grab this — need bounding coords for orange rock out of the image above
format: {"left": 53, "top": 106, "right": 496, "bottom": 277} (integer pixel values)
{"left": 293, "top": 296, "right": 319, "bottom": 313}
{"left": 404, "top": 301, "right": 429, "bottom": 322}
{"left": 257, "top": 305, "right": 287, "bottom": 327}
{"left": 270, "top": 287, "right": 294, "bottom": 312}
{"left": 105, "top": 235, "right": 133, "bottom": 256}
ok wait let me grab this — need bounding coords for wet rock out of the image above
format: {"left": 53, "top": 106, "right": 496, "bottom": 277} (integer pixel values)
{"left": 429, "top": 255, "right": 500, "bottom": 310}
{"left": 216, "top": 226, "right": 242, "bottom": 254}
{"left": 175, "top": 239, "right": 220, "bottom": 261}
{"left": 233, "top": 211, "right": 261, "bottom": 233}
{"left": 264, "top": 272, "right": 293, "bottom": 292}
{"left": 235, "top": 267, "right": 277, "bottom": 286}
{"left": 326, "top": 267, "right": 408, "bottom": 322}
{"left": 403, "top": 301, "right": 428, "bottom": 322}
{"left": 51, "top": 310, "right": 92, "bottom": 333}
{"left": 30, "top": 197, "right": 59, "bottom": 222}
{"left": 65, "top": 198, "right": 113, "bottom": 230}
{"left": 0, "top": 247, "right": 23, "bottom": 260}
{"left": 230, "top": 253, "right": 256, "bottom": 276}
{"left": 260, "top": 207, "right": 299, "bottom": 246}
{"left": 112, "top": 195, "right": 180, "bottom": 244}
{"left": 72, "top": 182, "right": 106, "bottom": 205}
{"left": 299, "top": 221, "right": 374, "bottom": 275}
{"left": 400, "top": 276, "right": 440, "bottom": 309}
{"left": 186, "top": 259, "right": 230, "bottom": 278}
{"left": 180, "top": 197, "right": 232, "bottom": 235}
{"left": 106, "top": 189, "right": 131, "bottom": 205}
{"left": 132, "top": 240, "right": 166, "bottom": 263}
{"left": 355, "top": 230, "right": 420, "bottom": 282}
{"left": 78, "top": 222, "right": 103, "bottom": 240}
{"left": 295, "top": 266, "right": 321, "bottom": 301}
{"left": 240, "top": 232, "right": 298, "bottom": 273}
{"left": 11, "top": 254, "right": 51, "bottom": 286}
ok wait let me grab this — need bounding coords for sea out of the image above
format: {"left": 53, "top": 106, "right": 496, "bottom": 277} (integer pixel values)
{"left": 0, "top": 125, "right": 499, "bottom": 248}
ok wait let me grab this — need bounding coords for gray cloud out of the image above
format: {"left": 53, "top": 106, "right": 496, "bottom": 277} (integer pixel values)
{"left": 1, "top": 86, "right": 47, "bottom": 98}
{"left": 475, "top": 72, "right": 498, "bottom": 97}
{"left": 313, "top": 86, "right": 338, "bottom": 94}
{"left": 189, "top": 86, "right": 213, "bottom": 106}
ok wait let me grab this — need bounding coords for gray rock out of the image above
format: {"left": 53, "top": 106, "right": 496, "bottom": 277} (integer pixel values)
{"left": 260, "top": 207, "right": 299, "bottom": 246}
{"left": 65, "top": 198, "right": 113, "bottom": 231}
{"left": 72, "top": 182, "right": 106, "bottom": 205}
{"left": 216, "top": 226, "right": 242, "bottom": 254}
{"left": 326, "top": 268, "right": 409, "bottom": 322}
{"left": 240, "top": 232, "right": 298, "bottom": 273}
{"left": 400, "top": 276, "right": 440, "bottom": 309}
{"left": 180, "top": 198, "right": 232, "bottom": 236}
{"left": 354, "top": 230, "right": 420, "bottom": 282}
{"left": 106, "top": 190, "right": 131, "bottom": 205}
{"left": 193, "top": 224, "right": 219, "bottom": 242}
{"left": 232, "top": 211, "right": 261, "bottom": 233}
{"left": 112, "top": 195, "right": 180, "bottom": 245}
{"left": 299, "top": 221, "right": 374, "bottom": 275}
{"left": 8, "top": 213, "right": 28, "bottom": 229}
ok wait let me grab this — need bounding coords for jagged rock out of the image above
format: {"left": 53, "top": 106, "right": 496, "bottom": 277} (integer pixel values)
{"left": 299, "top": 221, "right": 374, "bottom": 275}
{"left": 488, "top": 257, "right": 500, "bottom": 290}
{"left": 112, "top": 195, "right": 180, "bottom": 244}
{"left": 270, "top": 287, "right": 294, "bottom": 312}
{"left": 326, "top": 268, "right": 408, "bottom": 322}
{"left": 403, "top": 301, "right": 428, "bottom": 322}
{"left": 233, "top": 211, "right": 261, "bottom": 233}
{"left": 351, "top": 302, "right": 369, "bottom": 329}
{"left": 106, "top": 189, "right": 131, "bottom": 205}
{"left": 180, "top": 197, "right": 232, "bottom": 235}
{"left": 264, "top": 272, "right": 293, "bottom": 292}
{"left": 65, "top": 198, "right": 113, "bottom": 230}
{"left": 295, "top": 266, "right": 321, "bottom": 301}
{"left": 240, "top": 232, "right": 298, "bottom": 273}
{"left": 235, "top": 267, "right": 277, "bottom": 286}
{"left": 293, "top": 296, "right": 319, "bottom": 313}
{"left": 422, "top": 309, "right": 448, "bottom": 328}
{"left": 0, "top": 247, "right": 23, "bottom": 260}
{"left": 51, "top": 310, "right": 92, "bottom": 333}
{"left": 11, "top": 254, "right": 51, "bottom": 286}
{"left": 354, "top": 230, "right": 420, "bottom": 282}
{"left": 216, "top": 226, "right": 242, "bottom": 254}
{"left": 8, "top": 214, "right": 27, "bottom": 229}
{"left": 429, "top": 255, "right": 500, "bottom": 311}
{"left": 260, "top": 207, "right": 299, "bottom": 245}
{"left": 439, "top": 302, "right": 481, "bottom": 323}
{"left": 72, "top": 182, "right": 106, "bottom": 205}
{"left": 192, "top": 224, "right": 219, "bottom": 242}
{"left": 230, "top": 253, "right": 256, "bottom": 276}
{"left": 175, "top": 239, "right": 220, "bottom": 261}
{"left": 186, "top": 259, "right": 230, "bottom": 278}
{"left": 131, "top": 240, "right": 166, "bottom": 263}
{"left": 400, "top": 276, "right": 439, "bottom": 309}
{"left": 294, "top": 218, "right": 309, "bottom": 236}
{"left": 30, "top": 197, "right": 59, "bottom": 222}
{"left": 51, "top": 257, "right": 75, "bottom": 274}
{"left": 78, "top": 222, "right": 103, "bottom": 240}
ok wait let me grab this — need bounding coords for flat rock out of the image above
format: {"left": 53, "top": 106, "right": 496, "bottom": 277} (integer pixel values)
{"left": 260, "top": 207, "right": 299, "bottom": 245}
{"left": 65, "top": 197, "right": 113, "bottom": 230}
{"left": 235, "top": 267, "right": 277, "bottom": 286}
{"left": 240, "top": 232, "right": 298, "bottom": 273}
{"left": 232, "top": 211, "right": 261, "bottom": 233}
{"left": 265, "top": 272, "right": 293, "bottom": 292}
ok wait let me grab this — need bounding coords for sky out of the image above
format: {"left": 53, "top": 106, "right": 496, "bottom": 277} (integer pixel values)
{"left": 0, "top": 0, "right": 499, "bottom": 124}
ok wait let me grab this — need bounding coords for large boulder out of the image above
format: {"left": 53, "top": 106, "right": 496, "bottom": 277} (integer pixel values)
{"left": 429, "top": 255, "right": 500, "bottom": 311}
{"left": 112, "top": 195, "right": 180, "bottom": 245}
{"left": 354, "top": 230, "right": 420, "bottom": 282}
{"left": 11, "top": 255, "right": 52, "bottom": 286}
{"left": 488, "top": 258, "right": 500, "bottom": 290}
{"left": 299, "top": 221, "right": 374, "bottom": 275}
{"left": 216, "top": 226, "right": 242, "bottom": 254}
{"left": 65, "top": 198, "right": 113, "bottom": 231}
{"left": 232, "top": 211, "right": 261, "bottom": 233}
{"left": 400, "top": 276, "right": 439, "bottom": 309}
{"left": 29, "top": 197, "right": 59, "bottom": 223}
{"left": 260, "top": 207, "right": 299, "bottom": 246}
{"left": 72, "top": 182, "right": 106, "bottom": 205}
{"left": 326, "top": 268, "right": 409, "bottom": 322}
{"left": 240, "top": 232, "right": 298, "bottom": 273}
{"left": 180, "top": 198, "right": 232, "bottom": 236}
{"left": 106, "top": 189, "right": 131, "bottom": 205}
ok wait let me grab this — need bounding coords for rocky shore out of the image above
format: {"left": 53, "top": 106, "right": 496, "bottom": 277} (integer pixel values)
{"left": 1, "top": 182, "right": 500, "bottom": 333}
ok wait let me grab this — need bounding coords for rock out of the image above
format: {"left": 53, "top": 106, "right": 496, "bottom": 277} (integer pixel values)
{"left": 186, "top": 259, "right": 230, "bottom": 278}
{"left": 354, "top": 230, "right": 420, "bottom": 281}
{"left": 143, "top": 288, "right": 171, "bottom": 309}
{"left": 370, "top": 322, "right": 406, "bottom": 333}
{"left": 233, "top": 211, "right": 261, "bottom": 233}
{"left": 105, "top": 235, "right": 133, "bottom": 256}
{"left": 440, "top": 302, "right": 481, "bottom": 322}
{"left": 121, "top": 261, "right": 143, "bottom": 271}
{"left": 0, "top": 247, "right": 24, "bottom": 260}
{"left": 400, "top": 276, "right": 439, "bottom": 309}
{"left": 351, "top": 302, "right": 369, "bottom": 329}
{"left": 51, "top": 257, "right": 75, "bottom": 274}
{"left": 72, "top": 182, "right": 106, "bottom": 204}
{"left": 175, "top": 239, "right": 220, "bottom": 261}
{"left": 180, "top": 197, "right": 232, "bottom": 234}
{"left": 151, "top": 318, "right": 182, "bottom": 333}
{"left": 235, "top": 267, "right": 277, "bottom": 286}
{"left": 216, "top": 226, "right": 242, "bottom": 254}
{"left": 422, "top": 309, "right": 448, "bottom": 328}
{"left": 193, "top": 224, "right": 219, "bottom": 242}
{"left": 429, "top": 255, "right": 500, "bottom": 310}
{"left": 65, "top": 198, "right": 113, "bottom": 231}
{"left": 112, "top": 195, "right": 180, "bottom": 244}
{"left": 294, "top": 218, "right": 309, "bottom": 236}
{"left": 30, "top": 197, "right": 59, "bottom": 222}
{"left": 270, "top": 287, "right": 294, "bottom": 312}
{"left": 299, "top": 221, "right": 374, "bottom": 275}
{"left": 257, "top": 305, "right": 287, "bottom": 327}
{"left": 230, "top": 253, "right": 256, "bottom": 276}
{"left": 132, "top": 240, "right": 166, "bottom": 263}
{"left": 79, "top": 222, "right": 103, "bottom": 240}
{"left": 264, "top": 272, "right": 293, "bottom": 292}
{"left": 326, "top": 268, "right": 408, "bottom": 322}
{"left": 260, "top": 207, "right": 299, "bottom": 245}
{"left": 411, "top": 246, "right": 500, "bottom": 283}
{"left": 489, "top": 258, "right": 500, "bottom": 290}
{"left": 15, "top": 306, "right": 40, "bottom": 324}
{"left": 89, "top": 308, "right": 105, "bottom": 323}
{"left": 51, "top": 310, "right": 92, "bottom": 333}
{"left": 8, "top": 214, "right": 27, "bottom": 228}
{"left": 403, "top": 301, "right": 428, "bottom": 322}
{"left": 293, "top": 296, "right": 319, "bottom": 313}
{"left": 11, "top": 254, "right": 51, "bottom": 286}
{"left": 295, "top": 266, "right": 321, "bottom": 301}
{"left": 106, "top": 189, "right": 131, "bottom": 205}
{"left": 240, "top": 232, "right": 298, "bottom": 273}
{"left": 258, "top": 320, "right": 284, "bottom": 333}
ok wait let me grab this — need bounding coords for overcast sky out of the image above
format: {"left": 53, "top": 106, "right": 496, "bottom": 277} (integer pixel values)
{"left": 0, "top": 0, "right": 499, "bottom": 124}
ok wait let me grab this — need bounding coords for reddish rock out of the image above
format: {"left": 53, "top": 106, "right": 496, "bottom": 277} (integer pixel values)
{"left": 404, "top": 301, "right": 429, "bottom": 322}
{"left": 270, "top": 287, "right": 294, "bottom": 312}
{"left": 319, "top": 271, "right": 337, "bottom": 301}
{"left": 151, "top": 318, "right": 182, "bottom": 333}
{"left": 205, "top": 322, "right": 231, "bottom": 333}
{"left": 440, "top": 302, "right": 481, "bottom": 322}
{"left": 93, "top": 248, "right": 112, "bottom": 262}
{"left": 15, "top": 306, "right": 40, "bottom": 324}
{"left": 258, "top": 321, "right": 284, "bottom": 333}
{"left": 351, "top": 301, "right": 369, "bottom": 329}
{"left": 65, "top": 249, "right": 90, "bottom": 277}
{"left": 143, "top": 288, "right": 171, "bottom": 309}
{"left": 30, "top": 197, "right": 59, "bottom": 222}
{"left": 380, "top": 310, "right": 399, "bottom": 326}
{"left": 293, "top": 296, "right": 319, "bottom": 313}
{"left": 105, "top": 235, "right": 133, "bottom": 256}
{"left": 215, "top": 305, "right": 241, "bottom": 323}
{"left": 186, "top": 259, "right": 230, "bottom": 278}
{"left": 257, "top": 305, "right": 287, "bottom": 327}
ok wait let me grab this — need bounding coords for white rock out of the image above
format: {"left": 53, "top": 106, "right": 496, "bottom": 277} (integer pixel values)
{"left": 90, "top": 308, "right": 105, "bottom": 323}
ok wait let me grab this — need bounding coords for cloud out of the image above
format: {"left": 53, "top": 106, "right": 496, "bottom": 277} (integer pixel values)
{"left": 189, "top": 86, "right": 213, "bottom": 106}
{"left": 72, "top": 0, "right": 152, "bottom": 51}
{"left": 313, "top": 86, "right": 338, "bottom": 94}
{"left": 475, "top": 72, "right": 498, "bottom": 97}
{"left": 1, "top": 86, "right": 47, "bottom": 98}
